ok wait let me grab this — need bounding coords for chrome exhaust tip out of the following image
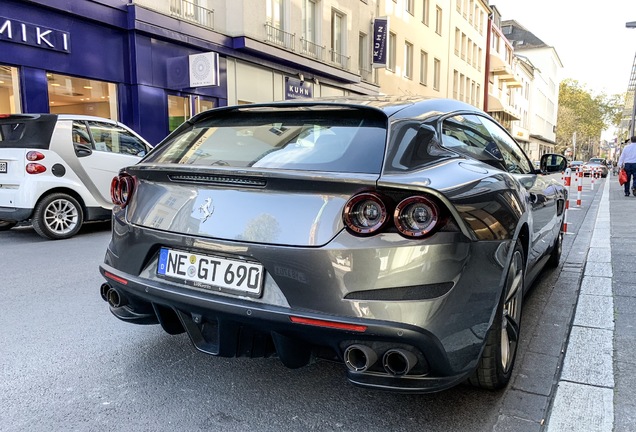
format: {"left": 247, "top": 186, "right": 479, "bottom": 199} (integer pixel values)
{"left": 382, "top": 349, "right": 417, "bottom": 376}
{"left": 107, "top": 287, "right": 124, "bottom": 308}
{"left": 344, "top": 344, "right": 378, "bottom": 373}
{"left": 100, "top": 283, "right": 111, "bottom": 302}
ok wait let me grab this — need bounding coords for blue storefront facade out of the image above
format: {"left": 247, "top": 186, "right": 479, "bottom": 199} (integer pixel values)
{"left": 0, "top": 0, "right": 231, "bottom": 145}
{"left": 1, "top": 0, "right": 376, "bottom": 145}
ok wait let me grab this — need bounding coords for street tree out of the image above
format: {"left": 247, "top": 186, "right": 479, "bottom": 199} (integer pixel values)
{"left": 556, "top": 79, "right": 624, "bottom": 158}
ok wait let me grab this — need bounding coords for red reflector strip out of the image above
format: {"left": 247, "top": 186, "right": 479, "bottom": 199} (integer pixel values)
{"left": 289, "top": 316, "right": 367, "bottom": 332}
{"left": 104, "top": 271, "right": 128, "bottom": 285}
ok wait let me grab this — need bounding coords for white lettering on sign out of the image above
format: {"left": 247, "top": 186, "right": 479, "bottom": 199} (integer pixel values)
{"left": 0, "top": 17, "right": 71, "bottom": 53}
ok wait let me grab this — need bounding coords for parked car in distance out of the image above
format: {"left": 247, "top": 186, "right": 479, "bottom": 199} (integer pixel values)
{"left": 568, "top": 160, "right": 584, "bottom": 170}
{"left": 99, "top": 96, "right": 567, "bottom": 393}
{"left": 581, "top": 161, "right": 608, "bottom": 178}
{"left": 0, "top": 114, "right": 152, "bottom": 239}
{"left": 588, "top": 157, "right": 607, "bottom": 166}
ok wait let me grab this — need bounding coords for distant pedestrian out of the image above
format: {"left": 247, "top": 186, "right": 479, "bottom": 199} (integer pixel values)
{"left": 618, "top": 136, "right": 636, "bottom": 196}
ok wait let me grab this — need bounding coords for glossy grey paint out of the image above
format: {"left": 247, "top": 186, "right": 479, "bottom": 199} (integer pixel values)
{"left": 101, "top": 97, "right": 566, "bottom": 391}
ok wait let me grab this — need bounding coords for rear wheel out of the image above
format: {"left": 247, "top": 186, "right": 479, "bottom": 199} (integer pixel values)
{"left": 469, "top": 241, "right": 524, "bottom": 390}
{"left": 547, "top": 230, "right": 563, "bottom": 268}
{"left": 0, "top": 221, "right": 17, "bottom": 231}
{"left": 32, "top": 193, "right": 84, "bottom": 240}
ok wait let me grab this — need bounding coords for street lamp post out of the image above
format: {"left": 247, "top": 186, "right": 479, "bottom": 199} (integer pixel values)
{"left": 626, "top": 22, "right": 636, "bottom": 137}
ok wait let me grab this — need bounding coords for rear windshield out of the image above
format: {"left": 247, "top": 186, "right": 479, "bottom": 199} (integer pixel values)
{"left": 0, "top": 115, "right": 57, "bottom": 149}
{"left": 145, "top": 108, "right": 388, "bottom": 174}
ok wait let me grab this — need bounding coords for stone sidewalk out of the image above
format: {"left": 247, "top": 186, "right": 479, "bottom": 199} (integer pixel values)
{"left": 545, "top": 175, "right": 636, "bottom": 431}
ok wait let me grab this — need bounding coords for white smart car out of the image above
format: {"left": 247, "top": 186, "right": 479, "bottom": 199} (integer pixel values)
{"left": 0, "top": 114, "right": 152, "bottom": 239}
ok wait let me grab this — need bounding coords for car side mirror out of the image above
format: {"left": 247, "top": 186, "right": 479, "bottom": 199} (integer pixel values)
{"left": 539, "top": 153, "right": 567, "bottom": 174}
{"left": 73, "top": 142, "right": 93, "bottom": 158}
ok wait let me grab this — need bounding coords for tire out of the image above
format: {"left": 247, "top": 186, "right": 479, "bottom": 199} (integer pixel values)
{"left": 32, "top": 193, "right": 84, "bottom": 240}
{"left": 469, "top": 241, "right": 524, "bottom": 390}
{"left": 547, "top": 229, "right": 563, "bottom": 268}
{"left": 0, "top": 221, "right": 17, "bottom": 231}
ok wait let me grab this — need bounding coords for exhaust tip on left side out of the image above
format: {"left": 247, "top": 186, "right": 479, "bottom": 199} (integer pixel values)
{"left": 100, "top": 283, "right": 111, "bottom": 302}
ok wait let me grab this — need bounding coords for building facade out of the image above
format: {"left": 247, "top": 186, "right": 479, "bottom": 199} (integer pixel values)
{"left": 1, "top": 0, "right": 559, "bottom": 154}
{"left": 501, "top": 19, "right": 563, "bottom": 161}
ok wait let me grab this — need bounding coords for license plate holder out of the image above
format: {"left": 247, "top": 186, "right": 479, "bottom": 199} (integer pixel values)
{"left": 157, "top": 247, "right": 264, "bottom": 297}
{"left": 0, "top": 161, "right": 6, "bottom": 173}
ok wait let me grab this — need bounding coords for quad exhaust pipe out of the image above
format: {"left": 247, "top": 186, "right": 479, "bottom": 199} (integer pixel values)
{"left": 382, "top": 349, "right": 417, "bottom": 376}
{"left": 344, "top": 344, "right": 378, "bottom": 372}
{"left": 100, "top": 283, "right": 126, "bottom": 308}
{"left": 344, "top": 345, "right": 418, "bottom": 376}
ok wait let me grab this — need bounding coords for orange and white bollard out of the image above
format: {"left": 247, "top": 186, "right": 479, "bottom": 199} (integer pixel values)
{"left": 576, "top": 168, "right": 583, "bottom": 207}
{"left": 562, "top": 168, "right": 571, "bottom": 233}
{"left": 590, "top": 168, "right": 596, "bottom": 190}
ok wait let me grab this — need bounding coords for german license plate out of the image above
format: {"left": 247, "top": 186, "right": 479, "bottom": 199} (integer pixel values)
{"left": 0, "top": 161, "right": 6, "bottom": 173}
{"left": 157, "top": 247, "right": 264, "bottom": 297}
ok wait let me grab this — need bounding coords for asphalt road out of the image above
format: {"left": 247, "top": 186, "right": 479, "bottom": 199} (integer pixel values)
{"left": 0, "top": 177, "right": 600, "bottom": 432}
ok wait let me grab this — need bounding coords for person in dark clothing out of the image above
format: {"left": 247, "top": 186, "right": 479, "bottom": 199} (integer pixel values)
{"left": 618, "top": 136, "right": 636, "bottom": 196}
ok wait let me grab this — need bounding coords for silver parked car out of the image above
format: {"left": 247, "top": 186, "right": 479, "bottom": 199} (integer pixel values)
{"left": 99, "top": 96, "right": 567, "bottom": 393}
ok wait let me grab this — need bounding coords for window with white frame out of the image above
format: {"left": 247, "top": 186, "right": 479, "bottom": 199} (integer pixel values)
{"left": 406, "top": 0, "right": 414, "bottom": 15}
{"left": 433, "top": 58, "right": 441, "bottom": 90}
{"left": 435, "top": 6, "right": 443, "bottom": 35}
{"left": 404, "top": 41, "right": 413, "bottom": 79}
{"left": 388, "top": 32, "right": 397, "bottom": 71}
{"left": 359, "top": 32, "right": 370, "bottom": 79}
{"left": 422, "top": 0, "right": 429, "bottom": 25}
{"left": 331, "top": 9, "right": 347, "bottom": 67}
{"left": 420, "top": 50, "right": 428, "bottom": 85}
{"left": 267, "top": 0, "right": 289, "bottom": 47}
{"left": 302, "top": 0, "right": 321, "bottom": 57}
{"left": 267, "top": 0, "right": 284, "bottom": 29}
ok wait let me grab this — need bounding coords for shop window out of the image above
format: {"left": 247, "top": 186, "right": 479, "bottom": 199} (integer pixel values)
{"left": 168, "top": 95, "right": 191, "bottom": 132}
{"left": 194, "top": 97, "right": 215, "bottom": 115}
{"left": 47, "top": 73, "right": 117, "bottom": 119}
{"left": 0, "top": 65, "right": 22, "bottom": 113}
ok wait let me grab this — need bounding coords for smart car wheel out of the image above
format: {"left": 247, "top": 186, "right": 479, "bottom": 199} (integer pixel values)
{"left": 0, "top": 221, "right": 17, "bottom": 231}
{"left": 32, "top": 193, "right": 84, "bottom": 240}
{"left": 469, "top": 241, "right": 524, "bottom": 390}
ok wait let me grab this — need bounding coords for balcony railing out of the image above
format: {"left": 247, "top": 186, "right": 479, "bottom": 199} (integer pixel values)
{"left": 265, "top": 23, "right": 295, "bottom": 51}
{"left": 300, "top": 38, "right": 325, "bottom": 61}
{"left": 169, "top": 0, "right": 214, "bottom": 29}
{"left": 330, "top": 50, "right": 350, "bottom": 70}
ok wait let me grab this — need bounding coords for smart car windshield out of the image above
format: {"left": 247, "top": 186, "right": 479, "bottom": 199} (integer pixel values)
{"left": 146, "top": 108, "right": 388, "bottom": 174}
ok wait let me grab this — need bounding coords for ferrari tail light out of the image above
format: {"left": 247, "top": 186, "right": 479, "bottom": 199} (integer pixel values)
{"left": 26, "top": 163, "right": 46, "bottom": 174}
{"left": 394, "top": 196, "right": 439, "bottom": 238}
{"left": 344, "top": 191, "right": 443, "bottom": 239}
{"left": 26, "top": 151, "right": 45, "bottom": 161}
{"left": 343, "top": 192, "right": 388, "bottom": 235}
{"left": 111, "top": 173, "right": 136, "bottom": 208}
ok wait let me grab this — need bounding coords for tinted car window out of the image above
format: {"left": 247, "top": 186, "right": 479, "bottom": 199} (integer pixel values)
{"left": 385, "top": 120, "right": 451, "bottom": 172}
{"left": 441, "top": 114, "right": 507, "bottom": 170}
{"left": 146, "top": 109, "right": 388, "bottom": 174}
{"left": 0, "top": 115, "right": 57, "bottom": 149}
{"left": 441, "top": 114, "right": 532, "bottom": 174}
{"left": 87, "top": 121, "right": 147, "bottom": 156}
{"left": 479, "top": 116, "right": 533, "bottom": 174}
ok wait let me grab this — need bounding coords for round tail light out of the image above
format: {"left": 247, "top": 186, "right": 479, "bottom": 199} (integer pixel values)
{"left": 110, "top": 174, "right": 136, "bottom": 208}
{"left": 343, "top": 192, "right": 388, "bottom": 235}
{"left": 394, "top": 196, "right": 439, "bottom": 238}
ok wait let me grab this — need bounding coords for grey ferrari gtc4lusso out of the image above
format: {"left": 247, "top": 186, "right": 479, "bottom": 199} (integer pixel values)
{"left": 99, "top": 96, "right": 567, "bottom": 393}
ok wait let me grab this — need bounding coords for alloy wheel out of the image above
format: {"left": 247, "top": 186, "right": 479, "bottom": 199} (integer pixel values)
{"left": 501, "top": 249, "right": 523, "bottom": 373}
